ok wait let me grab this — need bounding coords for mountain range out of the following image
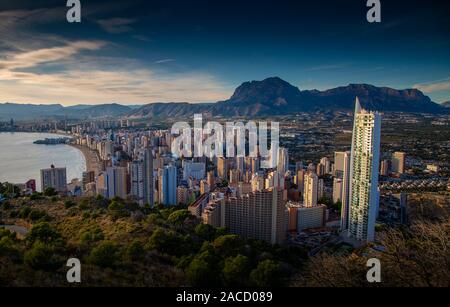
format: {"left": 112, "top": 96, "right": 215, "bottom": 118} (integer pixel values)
{"left": 1, "top": 77, "right": 448, "bottom": 121}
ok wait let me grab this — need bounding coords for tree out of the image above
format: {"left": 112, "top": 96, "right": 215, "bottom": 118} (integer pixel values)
{"left": 213, "top": 235, "right": 242, "bottom": 257}
{"left": 249, "top": 259, "right": 282, "bottom": 287}
{"left": 195, "top": 223, "right": 216, "bottom": 241}
{"left": 64, "top": 200, "right": 76, "bottom": 208}
{"left": 295, "top": 221, "right": 450, "bottom": 287}
{"left": 186, "top": 250, "right": 221, "bottom": 287}
{"left": 43, "top": 187, "right": 57, "bottom": 197}
{"left": 88, "top": 241, "right": 119, "bottom": 268}
{"left": 24, "top": 241, "right": 62, "bottom": 271}
{"left": 167, "top": 209, "right": 193, "bottom": 225}
{"left": 108, "top": 200, "right": 128, "bottom": 219}
{"left": 26, "top": 222, "right": 61, "bottom": 245}
{"left": 147, "top": 228, "right": 188, "bottom": 256}
{"left": 125, "top": 239, "right": 145, "bottom": 262}
{"left": 223, "top": 254, "right": 250, "bottom": 286}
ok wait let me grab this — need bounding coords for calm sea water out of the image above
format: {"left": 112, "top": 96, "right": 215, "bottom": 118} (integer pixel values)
{"left": 0, "top": 132, "right": 86, "bottom": 192}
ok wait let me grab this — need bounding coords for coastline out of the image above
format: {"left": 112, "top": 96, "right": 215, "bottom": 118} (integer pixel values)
{"left": 69, "top": 144, "right": 102, "bottom": 176}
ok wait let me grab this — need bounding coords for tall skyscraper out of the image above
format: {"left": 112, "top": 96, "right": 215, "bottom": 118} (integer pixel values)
{"left": 277, "top": 147, "right": 289, "bottom": 175}
{"left": 130, "top": 148, "right": 153, "bottom": 206}
{"left": 344, "top": 98, "right": 381, "bottom": 242}
{"left": 143, "top": 148, "right": 154, "bottom": 206}
{"left": 340, "top": 151, "right": 351, "bottom": 230}
{"left": 106, "top": 166, "right": 127, "bottom": 199}
{"left": 303, "top": 171, "right": 318, "bottom": 207}
{"left": 333, "top": 178, "right": 343, "bottom": 204}
{"left": 130, "top": 160, "right": 145, "bottom": 204}
{"left": 217, "top": 157, "right": 228, "bottom": 180}
{"left": 391, "top": 152, "right": 406, "bottom": 174}
{"left": 40, "top": 165, "right": 67, "bottom": 193}
{"left": 320, "top": 157, "right": 331, "bottom": 174}
{"left": 158, "top": 165, "right": 177, "bottom": 205}
{"left": 333, "top": 152, "right": 347, "bottom": 178}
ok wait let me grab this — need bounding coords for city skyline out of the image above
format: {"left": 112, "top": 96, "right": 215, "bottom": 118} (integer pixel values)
{"left": 0, "top": 0, "right": 449, "bottom": 105}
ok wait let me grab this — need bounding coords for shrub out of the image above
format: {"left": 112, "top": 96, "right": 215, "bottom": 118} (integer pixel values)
{"left": 64, "top": 200, "right": 76, "bottom": 209}
{"left": 80, "top": 226, "right": 104, "bottom": 244}
{"left": 249, "top": 260, "right": 282, "bottom": 287}
{"left": 43, "top": 187, "right": 57, "bottom": 197}
{"left": 125, "top": 240, "right": 145, "bottom": 262}
{"left": 223, "top": 254, "right": 250, "bottom": 286}
{"left": 18, "top": 206, "right": 32, "bottom": 218}
{"left": 88, "top": 241, "right": 119, "bottom": 268}
{"left": 167, "top": 209, "right": 193, "bottom": 225}
{"left": 195, "top": 223, "right": 216, "bottom": 241}
{"left": 212, "top": 235, "right": 242, "bottom": 257}
{"left": 26, "top": 222, "right": 61, "bottom": 245}
{"left": 28, "top": 209, "right": 49, "bottom": 221}
{"left": 24, "top": 241, "right": 63, "bottom": 271}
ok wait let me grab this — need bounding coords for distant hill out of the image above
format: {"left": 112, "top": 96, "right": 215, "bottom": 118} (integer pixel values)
{"left": 442, "top": 101, "right": 450, "bottom": 108}
{"left": 0, "top": 103, "right": 132, "bottom": 121}
{"left": 2, "top": 77, "right": 447, "bottom": 121}
{"left": 0, "top": 103, "right": 65, "bottom": 121}
{"left": 129, "top": 77, "right": 447, "bottom": 118}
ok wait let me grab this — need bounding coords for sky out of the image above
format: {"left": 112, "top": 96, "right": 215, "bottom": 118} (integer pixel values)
{"left": 0, "top": 0, "right": 449, "bottom": 105}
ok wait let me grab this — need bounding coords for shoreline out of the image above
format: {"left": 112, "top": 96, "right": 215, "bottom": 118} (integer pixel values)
{"left": 69, "top": 144, "right": 102, "bottom": 176}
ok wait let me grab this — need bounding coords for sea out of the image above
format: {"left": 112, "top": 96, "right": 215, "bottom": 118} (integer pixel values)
{"left": 0, "top": 132, "right": 86, "bottom": 192}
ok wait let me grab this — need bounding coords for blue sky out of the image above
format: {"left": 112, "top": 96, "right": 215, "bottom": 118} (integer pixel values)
{"left": 0, "top": 0, "right": 449, "bottom": 105}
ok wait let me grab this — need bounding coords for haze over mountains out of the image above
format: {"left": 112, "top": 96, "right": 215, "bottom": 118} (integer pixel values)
{"left": 1, "top": 77, "right": 447, "bottom": 120}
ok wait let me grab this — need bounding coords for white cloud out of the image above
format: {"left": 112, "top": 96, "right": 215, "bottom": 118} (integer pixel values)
{"left": 154, "top": 59, "right": 175, "bottom": 64}
{"left": 413, "top": 78, "right": 450, "bottom": 93}
{"left": 0, "top": 41, "right": 230, "bottom": 105}
{"left": 97, "top": 18, "right": 136, "bottom": 34}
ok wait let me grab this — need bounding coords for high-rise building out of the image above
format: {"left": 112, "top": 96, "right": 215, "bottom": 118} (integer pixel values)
{"left": 277, "top": 147, "right": 289, "bottom": 175}
{"left": 333, "top": 152, "right": 347, "bottom": 178}
{"left": 380, "top": 159, "right": 390, "bottom": 176}
{"left": 303, "top": 172, "right": 318, "bottom": 207}
{"left": 318, "top": 178, "right": 324, "bottom": 199}
{"left": 289, "top": 203, "right": 327, "bottom": 231}
{"left": 295, "top": 161, "right": 303, "bottom": 173}
{"left": 182, "top": 160, "right": 206, "bottom": 180}
{"left": 143, "top": 148, "right": 154, "bottom": 206}
{"left": 106, "top": 166, "right": 127, "bottom": 199}
{"left": 40, "top": 165, "right": 67, "bottom": 193}
{"left": 130, "top": 160, "right": 145, "bottom": 204}
{"left": 130, "top": 148, "right": 153, "bottom": 206}
{"left": 200, "top": 180, "right": 210, "bottom": 194}
{"left": 340, "top": 151, "right": 351, "bottom": 230}
{"left": 82, "top": 171, "right": 95, "bottom": 192}
{"left": 236, "top": 156, "right": 244, "bottom": 174}
{"left": 344, "top": 98, "right": 381, "bottom": 242}
{"left": 296, "top": 169, "right": 305, "bottom": 194}
{"left": 320, "top": 157, "right": 331, "bottom": 174}
{"left": 207, "top": 171, "right": 215, "bottom": 187}
{"left": 229, "top": 169, "right": 240, "bottom": 184}
{"left": 391, "top": 152, "right": 406, "bottom": 174}
{"left": 217, "top": 157, "right": 228, "bottom": 180}
{"left": 158, "top": 165, "right": 177, "bottom": 205}
{"left": 224, "top": 188, "right": 286, "bottom": 244}
{"left": 333, "top": 178, "right": 343, "bottom": 204}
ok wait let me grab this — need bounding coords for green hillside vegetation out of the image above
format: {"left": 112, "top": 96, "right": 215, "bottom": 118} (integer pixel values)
{"left": 0, "top": 194, "right": 307, "bottom": 286}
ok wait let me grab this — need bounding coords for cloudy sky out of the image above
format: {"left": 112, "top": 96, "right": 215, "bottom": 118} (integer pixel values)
{"left": 0, "top": 0, "right": 449, "bottom": 105}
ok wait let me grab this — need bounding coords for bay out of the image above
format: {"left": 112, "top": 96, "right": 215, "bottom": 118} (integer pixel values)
{"left": 0, "top": 132, "right": 86, "bottom": 192}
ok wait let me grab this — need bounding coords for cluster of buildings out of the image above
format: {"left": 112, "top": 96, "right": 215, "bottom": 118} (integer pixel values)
{"left": 33, "top": 98, "right": 384, "bottom": 246}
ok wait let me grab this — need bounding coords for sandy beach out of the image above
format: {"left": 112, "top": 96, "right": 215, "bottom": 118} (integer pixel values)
{"left": 70, "top": 144, "right": 102, "bottom": 176}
